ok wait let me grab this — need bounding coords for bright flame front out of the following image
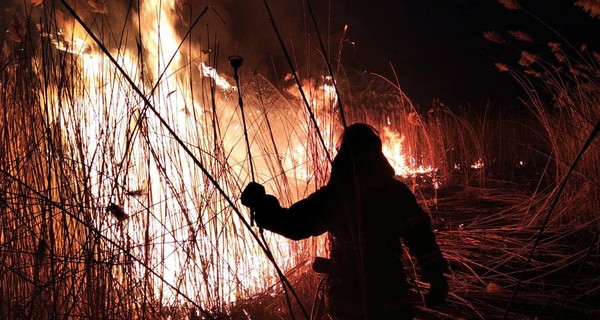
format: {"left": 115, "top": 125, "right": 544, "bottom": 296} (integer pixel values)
{"left": 30, "top": 0, "right": 436, "bottom": 313}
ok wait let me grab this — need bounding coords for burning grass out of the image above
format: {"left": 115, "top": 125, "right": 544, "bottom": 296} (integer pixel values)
{"left": 1, "top": 1, "right": 599, "bottom": 319}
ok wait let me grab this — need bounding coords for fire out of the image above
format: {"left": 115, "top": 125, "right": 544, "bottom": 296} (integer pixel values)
{"left": 39, "top": 0, "right": 314, "bottom": 306}
{"left": 381, "top": 127, "right": 435, "bottom": 177}
{"left": 21, "top": 0, "right": 436, "bottom": 313}
{"left": 285, "top": 75, "right": 338, "bottom": 112}
{"left": 201, "top": 63, "right": 235, "bottom": 91}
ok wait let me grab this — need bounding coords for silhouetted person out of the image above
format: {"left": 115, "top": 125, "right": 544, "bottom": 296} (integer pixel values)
{"left": 241, "top": 123, "right": 448, "bottom": 319}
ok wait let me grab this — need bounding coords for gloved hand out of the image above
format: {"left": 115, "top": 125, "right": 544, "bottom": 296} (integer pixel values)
{"left": 425, "top": 275, "right": 449, "bottom": 308}
{"left": 240, "top": 182, "right": 266, "bottom": 209}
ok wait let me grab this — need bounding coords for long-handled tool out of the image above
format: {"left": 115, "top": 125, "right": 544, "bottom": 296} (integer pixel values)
{"left": 228, "top": 55, "right": 257, "bottom": 227}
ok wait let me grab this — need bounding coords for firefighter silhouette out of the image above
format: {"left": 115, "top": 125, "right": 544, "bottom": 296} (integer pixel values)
{"left": 241, "top": 123, "right": 448, "bottom": 319}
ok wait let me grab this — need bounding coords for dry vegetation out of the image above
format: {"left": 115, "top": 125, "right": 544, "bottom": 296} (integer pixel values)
{"left": 0, "top": 1, "right": 599, "bottom": 319}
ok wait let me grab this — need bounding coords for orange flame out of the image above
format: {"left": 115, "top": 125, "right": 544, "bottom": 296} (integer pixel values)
{"left": 381, "top": 127, "right": 435, "bottom": 177}
{"left": 38, "top": 0, "right": 435, "bottom": 309}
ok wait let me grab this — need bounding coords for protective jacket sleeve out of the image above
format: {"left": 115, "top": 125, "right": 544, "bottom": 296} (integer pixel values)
{"left": 251, "top": 187, "right": 332, "bottom": 240}
{"left": 397, "top": 182, "right": 448, "bottom": 281}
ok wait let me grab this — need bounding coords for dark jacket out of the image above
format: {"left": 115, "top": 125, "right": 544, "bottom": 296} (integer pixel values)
{"left": 251, "top": 147, "right": 446, "bottom": 318}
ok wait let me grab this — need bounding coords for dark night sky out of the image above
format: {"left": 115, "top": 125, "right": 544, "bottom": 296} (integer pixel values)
{"left": 323, "top": 0, "right": 599, "bottom": 108}
{"left": 211, "top": 0, "right": 599, "bottom": 108}
{"left": 1, "top": 0, "right": 598, "bottom": 108}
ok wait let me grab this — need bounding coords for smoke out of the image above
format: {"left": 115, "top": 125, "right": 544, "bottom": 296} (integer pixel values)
{"left": 0, "top": 0, "right": 352, "bottom": 80}
{"left": 0, "top": 1, "right": 25, "bottom": 30}
{"left": 195, "top": 0, "right": 351, "bottom": 77}
{"left": 0, "top": 0, "right": 21, "bottom": 15}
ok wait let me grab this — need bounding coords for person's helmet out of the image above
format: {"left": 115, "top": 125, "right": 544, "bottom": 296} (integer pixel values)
{"left": 338, "top": 123, "right": 382, "bottom": 153}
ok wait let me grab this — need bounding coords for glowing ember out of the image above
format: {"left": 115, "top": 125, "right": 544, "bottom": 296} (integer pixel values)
{"left": 471, "top": 158, "right": 485, "bottom": 169}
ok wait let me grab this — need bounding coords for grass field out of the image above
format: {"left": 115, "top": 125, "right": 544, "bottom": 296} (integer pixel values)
{"left": 0, "top": 1, "right": 598, "bottom": 319}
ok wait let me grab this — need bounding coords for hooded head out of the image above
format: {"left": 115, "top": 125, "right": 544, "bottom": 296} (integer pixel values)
{"left": 337, "top": 123, "right": 382, "bottom": 155}
{"left": 329, "top": 123, "right": 395, "bottom": 185}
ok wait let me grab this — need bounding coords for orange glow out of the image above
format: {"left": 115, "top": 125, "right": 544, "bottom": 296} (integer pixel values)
{"left": 381, "top": 127, "right": 435, "bottom": 177}
{"left": 471, "top": 158, "right": 485, "bottom": 169}
{"left": 38, "top": 0, "right": 435, "bottom": 308}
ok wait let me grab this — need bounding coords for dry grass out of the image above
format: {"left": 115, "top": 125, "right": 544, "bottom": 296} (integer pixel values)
{"left": 0, "top": 1, "right": 598, "bottom": 319}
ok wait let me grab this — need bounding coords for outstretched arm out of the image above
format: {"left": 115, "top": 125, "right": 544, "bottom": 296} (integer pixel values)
{"left": 241, "top": 182, "right": 331, "bottom": 240}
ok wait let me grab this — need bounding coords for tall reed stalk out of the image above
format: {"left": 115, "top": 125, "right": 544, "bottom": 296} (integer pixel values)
{"left": 2, "top": 1, "right": 597, "bottom": 319}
